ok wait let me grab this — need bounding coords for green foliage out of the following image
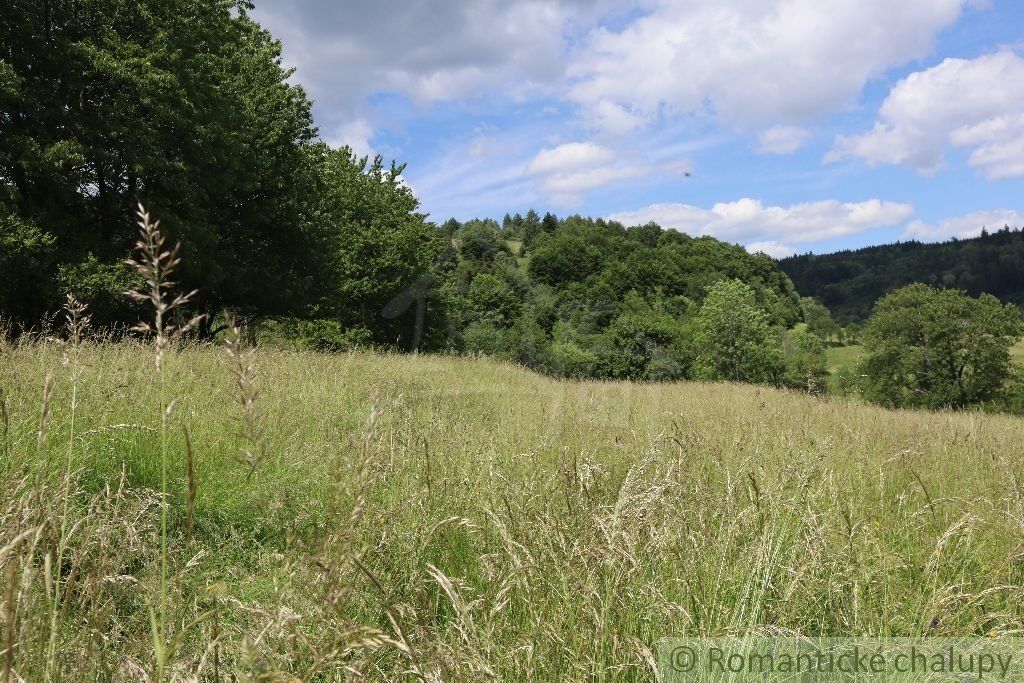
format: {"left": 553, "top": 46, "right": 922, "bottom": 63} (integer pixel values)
{"left": 800, "top": 297, "right": 839, "bottom": 341}
{"left": 549, "top": 340, "right": 600, "bottom": 378}
{"left": 603, "top": 293, "right": 687, "bottom": 380}
{"left": 457, "top": 220, "right": 503, "bottom": 263}
{"left": 0, "top": 0, "right": 330, "bottom": 326}
{"left": 527, "top": 230, "right": 605, "bottom": 287}
{"left": 296, "top": 319, "right": 373, "bottom": 352}
{"left": 996, "top": 366, "right": 1024, "bottom": 415}
{"left": 466, "top": 274, "right": 521, "bottom": 327}
{"left": 463, "top": 320, "right": 504, "bottom": 355}
{"left": 57, "top": 254, "right": 143, "bottom": 328}
{"left": 692, "top": 279, "right": 783, "bottom": 383}
{"left": 861, "top": 284, "right": 1024, "bottom": 409}
{"left": 432, "top": 209, "right": 802, "bottom": 385}
{"left": 314, "top": 149, "right": 440, "bottom": 347}
{"left": 0, "top": 213, "right": 56, "bottom": 322}
{"left": 781, "top": 227, "right": 1024, "bottom": 324}
{"left": 781, "top": 327, "right": 829, "bottom": 392}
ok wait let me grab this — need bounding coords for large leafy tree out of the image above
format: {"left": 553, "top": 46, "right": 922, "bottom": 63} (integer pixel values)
{"left": 861, "top": 284, "right": 1024, "bottom": 409}
{"left": 315, "top": 148, "right": 442, "bottom": 348}
{"left": 0, "top": 0, "right": 326, "bottom": 328}
{"left": 692, "top": 279, "right": 783, "bottom": 383}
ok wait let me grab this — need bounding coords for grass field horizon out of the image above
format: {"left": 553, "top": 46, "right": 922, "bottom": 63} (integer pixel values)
{"left": 3, "top": 337, "right": 1024, "bottom": 679}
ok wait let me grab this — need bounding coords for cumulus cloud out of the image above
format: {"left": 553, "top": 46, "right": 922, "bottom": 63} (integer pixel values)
{"left": 523, "top": 141, "right": 659, "bottom": 205}
{"left": 608, "top": 198, "right": 914, "bottom": 246}
{"left": 757, "top": 126, "right": 813, "bottom": 155}
{"left": 746, "top": 241, "right": 798, "bottom": 258}
{"left": 323, "top": 119, "right": 376, "bottom": 158}
{"left": 526, "top": 142, "right": 615, "bottom": 175}
{"left": 903, "top": 209, "right": 1024, "bottom": 241}
{"left": 829, "top": 50, "right": 1024, "bottom": 178}
{"left": 250, "top": 1, "right": 619, "bottom": 115}
{"left": 569, "top": 0, "right": 968, "bottom": 129}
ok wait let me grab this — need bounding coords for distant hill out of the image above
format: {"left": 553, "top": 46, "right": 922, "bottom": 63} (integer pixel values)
{"left": 779, "top": 227, "right": 1024, "bottom": 324}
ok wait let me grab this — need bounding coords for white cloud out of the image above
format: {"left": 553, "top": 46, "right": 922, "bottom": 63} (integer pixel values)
{"left": 903, "top": 209, "right": 1024, "bottom": 241}
{"left": 570, "top": 0, "right": 968, "bottom": 129}
{"left": 757, "top": 126, "right": 813, "bottom": 155}
{"left": 541, "top": 166, "right": 648, "bottom": 205}
{"left": 251, "top": 1, "right": 619, "bottom": 115}
{"left": 522, "top": 141, "right": 659, "bottom": 205}
{"left": 526, "top": 142, "right": 615, "bottom": 175}
{"left": 829, "top": 50, "right": 1024, "bottom": 178}
{"left": 608, "top": 198, "right": 914, "bottom": 245}
{"left": 746, "top": 241, "right": 798, "bottom": 258}
{"left": 323, "top": 119, "right": 376, "bottom": 158}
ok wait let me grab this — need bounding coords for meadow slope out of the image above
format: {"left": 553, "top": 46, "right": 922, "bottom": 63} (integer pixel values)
{"left": 2, "top": 341, "right": 1024, "bottom": 680}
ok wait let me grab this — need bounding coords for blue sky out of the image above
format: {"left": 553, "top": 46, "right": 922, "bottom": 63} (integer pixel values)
{"left": 252, "top": 0, "right": 1024, "bottom": 257}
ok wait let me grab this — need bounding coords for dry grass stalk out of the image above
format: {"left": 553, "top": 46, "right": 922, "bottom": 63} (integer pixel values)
{"left": 44, "top": 294, "right": 92, "bottom": 679}
{"left": 36, "top": 373, "right": 55, "bottom": 459}
{"left": 0, "top": 388, "right": 8, "bottom": 464}
{"left": 124, "top": 203, "right": 203, "bottom": 681}
{"left": 223, "top": 317, "right": 266, "bottom": 479}
{"left": 183, "top": 427, "right": 197, "bottom": 541}
{"left": 124, "top": 203, "right": 202, "bottom": 372}
{"left": 2, "top": 552, "right": 16, "bottom": 683}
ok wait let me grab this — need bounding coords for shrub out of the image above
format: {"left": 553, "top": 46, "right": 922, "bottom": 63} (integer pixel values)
{"left": 297, "top": 319, "right": 373, "bottom": 352}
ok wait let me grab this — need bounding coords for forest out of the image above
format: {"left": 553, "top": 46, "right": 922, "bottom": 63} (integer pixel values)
{"left": 779, "top": 227, "right": 1024, "bottom": 324}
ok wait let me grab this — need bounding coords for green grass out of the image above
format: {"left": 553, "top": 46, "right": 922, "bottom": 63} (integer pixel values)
{"left": 3, "top": 340, "right": 1024, "bottom": 679}
{"left": 825, "top": 343, "right": 864, "bottom": 374}
{"left": 1012, "top": 338, "right": 1024, "bottom": 365}
{"left": 827, "top": 338, "right": 1024, "bottom": 377}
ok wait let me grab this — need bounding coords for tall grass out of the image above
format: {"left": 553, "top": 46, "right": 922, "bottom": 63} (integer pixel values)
{"left": 124, "top": 204, "right": 203, "bottom": 680}
{"left": 1, "top": 233, "right": 1024, "bottom": 677}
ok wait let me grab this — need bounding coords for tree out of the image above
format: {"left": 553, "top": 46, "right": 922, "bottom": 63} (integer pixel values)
{"left": 440, "top": 218, "right": 461, "bottom": 238}
{"left": 800, "top": 296, "right": 839, "bottom": 341}
{"left": 692, "top": 279, "right": 782, "bottom": 383}
{"left": 0, "top": 214, "right": 56, "bottom": 324}
{"left": 781, "top": 328, "right": 828, "bottom": 393}
{"left": 541, "top": 212, "right": 558, "bottom": 234}
{"left": 521, "top": 209, "right": 542, "bottom": 247}
{"left": 0, "top": 0, "right": 328, "bottom": 329}
{"left": 466, "top": 274, "right": 521, "bottom": 327}
{"left": 861, "top": 284, "right": 1024, "bottom": 409}
{"left": 316, "top": 149, "right": 441, "bottom": 348}
{"left": 457, "top": 220, "right": 502, "bottom": 263}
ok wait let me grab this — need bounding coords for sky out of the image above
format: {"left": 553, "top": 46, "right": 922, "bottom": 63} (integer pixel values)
{"left": 251, "top": 0, "right": 1024, "bottom": 257}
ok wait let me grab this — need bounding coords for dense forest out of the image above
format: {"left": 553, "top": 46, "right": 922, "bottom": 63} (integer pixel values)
{"left": 0, "top": 0, "right": 436, "bottom": 341}
{"left": 400, "top": 212, "right": 807, "bottom": 383}
{"left": 779, "top": 227, "right": 1024, "bottom": 324}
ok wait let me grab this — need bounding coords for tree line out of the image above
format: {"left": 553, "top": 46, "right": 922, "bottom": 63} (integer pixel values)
{"left": 779, "top": 227, "right": 1024, "bottom": 324}
{"left": 1, "top": 0, "right": 436, "bottom": 342}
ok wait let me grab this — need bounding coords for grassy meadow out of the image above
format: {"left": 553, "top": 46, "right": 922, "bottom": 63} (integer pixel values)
{"left": 2, "top": 336, "right": 1024, "bottom": 680}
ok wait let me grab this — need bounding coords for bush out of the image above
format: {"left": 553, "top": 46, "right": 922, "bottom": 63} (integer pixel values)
{"left": 296, "top": 319, "right": 373, "bottom": 352}
{"left": 58, "top": 254, "right": 144, "bottom": 328}
{"left": 463, "top": 320, "right": 505, "bottom": 355}
{"left": 550, "top": 341, "right": 600, "bottom": 378}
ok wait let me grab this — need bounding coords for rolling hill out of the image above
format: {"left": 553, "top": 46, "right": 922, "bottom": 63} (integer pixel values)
{"left": 779, "top": 227, "right": 1024, "bottom": 324}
